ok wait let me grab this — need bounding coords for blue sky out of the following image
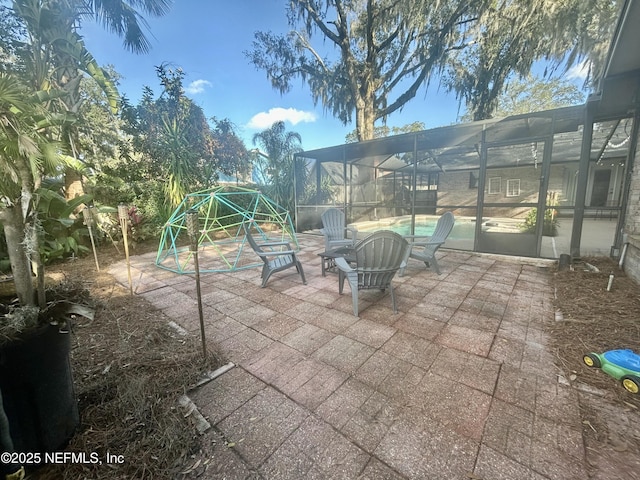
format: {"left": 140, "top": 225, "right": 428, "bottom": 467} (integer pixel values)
{"left": 81, "top": 1, "right": 588, "bottom": 152}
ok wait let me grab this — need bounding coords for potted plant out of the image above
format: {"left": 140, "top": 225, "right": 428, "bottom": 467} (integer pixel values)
{"left": 0, "top": 305, "right": 83, "bottom": 452}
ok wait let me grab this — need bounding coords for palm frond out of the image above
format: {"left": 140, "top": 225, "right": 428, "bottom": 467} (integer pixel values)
{"left": 88, "top": 0, "right": 172, "bottom": 54}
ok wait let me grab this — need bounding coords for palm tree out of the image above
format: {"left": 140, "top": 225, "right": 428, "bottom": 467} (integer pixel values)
{"left": 0, "top": 4, "right": 172, "bottom": 464}
{"left": 0, "top": 73, "right": 68, "bottom": 306}
{"left": 11, "top": 0, "right": 171, "bottom": 200}
{"left": 1, "top": 0, "right": 172, "bottom": 307}
{"left": 79, "top": 0, "right": 172, "bottom": 54}
{"left": 251, "top": 121, "right": 305, "bottom": 214}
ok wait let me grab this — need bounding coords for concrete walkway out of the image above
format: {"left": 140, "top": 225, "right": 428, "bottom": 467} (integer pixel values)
{"left": 109, "top": 234, "right": 586, "bottom": 480}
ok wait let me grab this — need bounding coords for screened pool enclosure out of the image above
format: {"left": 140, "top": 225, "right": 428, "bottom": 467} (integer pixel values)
{"left": 295, "top": 104, "right": 637, "bottom": 260}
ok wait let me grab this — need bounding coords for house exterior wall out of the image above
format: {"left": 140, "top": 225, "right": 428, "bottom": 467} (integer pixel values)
{"left": 437, "top": 164, "right": 566, "bottom": 218}
{"left": 622, "top": 124, "right": 640, "bottom": 284}
{"left": 436, "top": 171, "right": 478, "bottom": 210}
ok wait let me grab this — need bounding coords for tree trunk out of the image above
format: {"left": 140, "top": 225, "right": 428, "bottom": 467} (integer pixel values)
{"left": 26, "top": 224, "right": 46, "bottom": 309}
{"left": 355, "top": 97, "right": 376, "bottom": 142}
{"left": 64, "top": 166, "right": 84, "bottom": 203}
{"left": 1, "top": 206, "right": 34, "bottom": 306}
{"left": 355, "top": 92, "right": 376, "bottom": 189}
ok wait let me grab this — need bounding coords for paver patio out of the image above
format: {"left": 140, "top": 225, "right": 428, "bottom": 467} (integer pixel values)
{"left": 109, "top": 233, "right": 589, "bottom": 479}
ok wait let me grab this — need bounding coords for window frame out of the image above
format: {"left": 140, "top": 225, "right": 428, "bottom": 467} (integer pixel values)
{"left": 506, "top": 178, "right": 521, "bottom": 197}
{"left": 488, "top": 177, "right": 501, "bottom": 195}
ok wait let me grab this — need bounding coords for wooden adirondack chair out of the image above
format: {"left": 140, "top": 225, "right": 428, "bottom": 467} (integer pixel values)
{"left": 335, "top": 230, "right": 408, "bottom": 317}
{"left": 243, "top": 223, "right": 306, "bottom": 288}
{"left": 320, "top": 208, "right": 358, "bottom": 251}
{"left": 400, "top": 212, "right": 455, "bottom": 276}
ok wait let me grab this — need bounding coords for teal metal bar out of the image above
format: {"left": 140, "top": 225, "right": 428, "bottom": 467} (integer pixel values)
{"left": 155, "top": 186, "right": 300, "bottom": 274}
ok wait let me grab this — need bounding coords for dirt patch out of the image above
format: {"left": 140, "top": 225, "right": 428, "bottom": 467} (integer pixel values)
{"left": 32, "top": 240, "right": 224, "bottom": 479}
{"left": 550, "top": 256, "right": 640, "bottom": 478}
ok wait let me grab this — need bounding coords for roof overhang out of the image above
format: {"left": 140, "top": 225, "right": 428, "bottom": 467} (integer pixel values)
{"left": 601, "top": 0, "right": 640, "bottom": 81}
{"left": 296, "top": 106, "right": 584, "bottom": 167}
{"left": 592, "top": 0, "right": 640, "bottom": 119}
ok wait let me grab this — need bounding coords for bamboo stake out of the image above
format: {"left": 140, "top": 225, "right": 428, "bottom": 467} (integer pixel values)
{"left": 83, "top": 206, "right": 100, "bottom": 272}
{"left": 118, "top": 204, "right": 133, "bottom": 295}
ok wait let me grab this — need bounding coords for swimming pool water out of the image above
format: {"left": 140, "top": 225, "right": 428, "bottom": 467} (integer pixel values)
{"left": 355, "top": 218, "right": 475, "bottom": 241}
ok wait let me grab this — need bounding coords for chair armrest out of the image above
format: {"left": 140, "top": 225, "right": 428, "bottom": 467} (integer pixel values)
{"left": 346, "top": 225, "right": 358, "bottom": 237}
{"left": 257, "top": 240, "right": 292, "bottom": 248}
{"left": 335, "top": 257, "right": 355, "bottom": 273}
{"left": 403, "top": 235, "right": 446, "bottom": 246}
{"left": 409, "top": 240, "right": 445, "bottom": 247}
{"left": 402, "top": 235, "right": 432, "bottom": 241}
{"left": 254, "top": 249, "right": 297, "bottom": 258}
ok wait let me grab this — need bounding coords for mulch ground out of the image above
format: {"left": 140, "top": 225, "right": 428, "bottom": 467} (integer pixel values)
{"left": 551, "top": 256, "right": 640, "bottom": 408}
{"left": 34, "top": 241, "right": 224, "bottom": 479}
{"left": 550, "top": 256, "right": 640, "bottom": 475}
{"left": 18, "top": 244, "right": 640, "bottom": 478}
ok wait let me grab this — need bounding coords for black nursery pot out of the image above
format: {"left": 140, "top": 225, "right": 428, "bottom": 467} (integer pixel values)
{"left": 0, "top": 323, "right": 79, "bottom": 453}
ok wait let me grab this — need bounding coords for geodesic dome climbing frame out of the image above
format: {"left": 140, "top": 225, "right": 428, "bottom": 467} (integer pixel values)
{"left": 155, "top": 186, "right": 299, "bottom": 274}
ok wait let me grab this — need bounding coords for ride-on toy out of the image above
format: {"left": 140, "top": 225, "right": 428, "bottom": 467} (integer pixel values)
{"left": 583, "top": 349, "right": 640, "bottom": 394}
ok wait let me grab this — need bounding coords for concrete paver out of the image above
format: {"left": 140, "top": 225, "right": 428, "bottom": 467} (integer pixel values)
{"left": 109, "top": 234, "right": 590, "bottom": 479}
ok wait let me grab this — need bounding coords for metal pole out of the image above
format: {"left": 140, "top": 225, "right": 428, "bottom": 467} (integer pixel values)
{"left": 118, "top": 204, "right": 133, "bottom": 295}
{"left": 83, "top": 206, "right": 100, "bottom": 271}
{"left": 570, "top": 104, "right": 595, "bottom": 258}
{"left": 186, "top": 209, "right": 207, "bottom": 358}
{"left": 411, "top": 135, "right": 418, "bottom": 235}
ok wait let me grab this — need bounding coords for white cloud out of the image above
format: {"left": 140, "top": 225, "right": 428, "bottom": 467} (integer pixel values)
{"left": 565, "top": 61, "right": 590, "bottom": 81}
{"left": 247, "top": 107, "right": 317, "bottom": 129}
{"left": 185, "top": 79, "right": 212, "bottom": 94}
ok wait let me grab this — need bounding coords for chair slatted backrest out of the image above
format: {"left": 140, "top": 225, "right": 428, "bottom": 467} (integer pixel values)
{"left": 243, "top": 222, "right": 263, "bottom": 255}
{"left": 321, "top": 208, "right": 347, "bottom": 242}
{"left": 242, "top": 222, "right": 306, "bottom": 287}
{"left": 432, "top": 212, "right": 455, "bottom": 241}
{"left": 425, "top": 212, "right": 455, "bottom": 253}
{"left": 353, "top": 231, "right": 408, "bottom": 289}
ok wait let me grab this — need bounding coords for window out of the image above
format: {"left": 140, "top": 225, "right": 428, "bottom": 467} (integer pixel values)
{"left": 506, "top": 179, "right": 521, "bottom": 197}
{"left": 488, "top": 177, "right": 501, "bottom": 194}
{"left": 469, "top": 172, "right": 478, "bottom": 189}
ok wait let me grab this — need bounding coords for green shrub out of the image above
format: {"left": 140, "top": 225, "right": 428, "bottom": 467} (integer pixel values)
{"left": 521, "top": 208, "right": 558, "bottom": 236}
{"left": 37, "top": 188, "right": 92, "bottom": 263}
{"left": 87, "top": 175, "right": 166, "bottom": 243}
